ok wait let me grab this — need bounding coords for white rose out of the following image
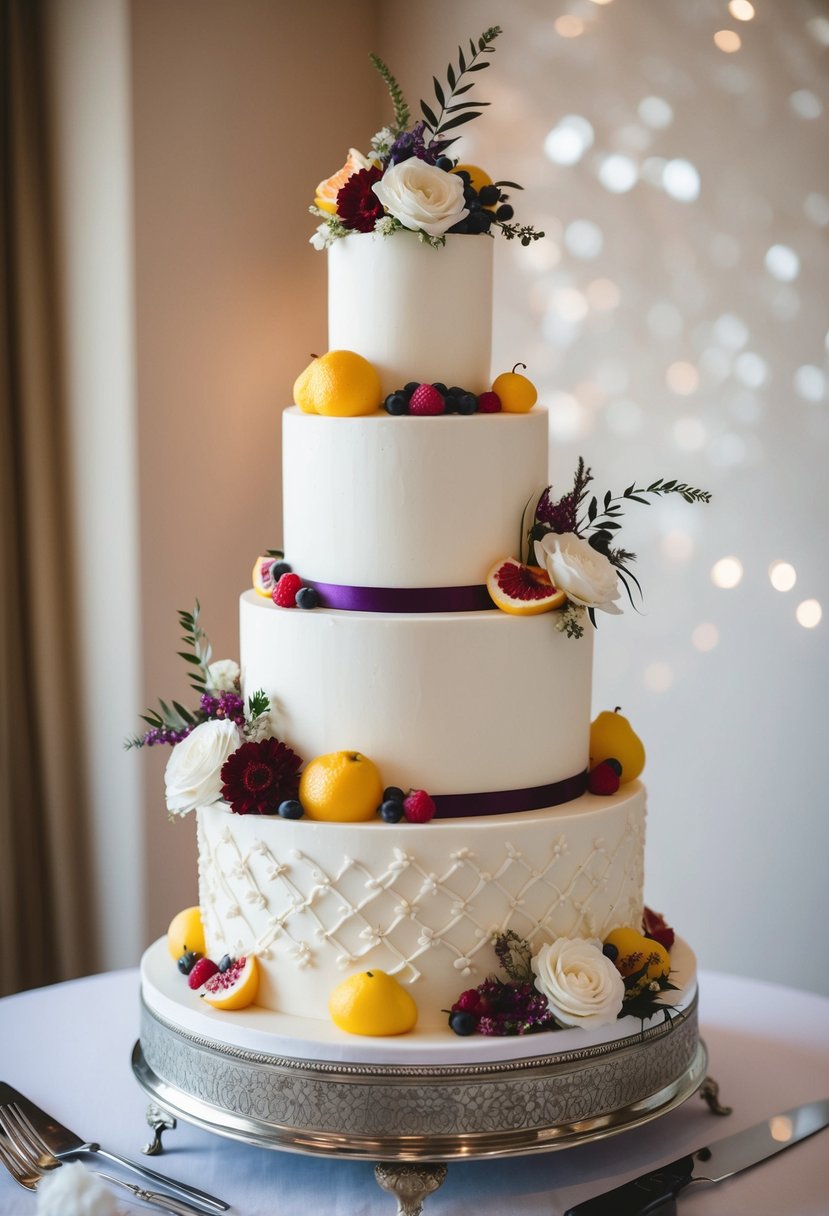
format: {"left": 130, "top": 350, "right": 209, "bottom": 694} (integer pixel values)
{"left": 206, "top": 658, "right": 240, "bottom": 692}
{"left": 531, "top": 938, "right": 625, "bottom": 1028}
{"left": 535, "top": 532, "right": 622, "bottom": 614}
{"left": 164, "top": 719, "right": 242, "bottom": 815}
{"left": 372, "top": 160, "right": 469, "bottom": 237}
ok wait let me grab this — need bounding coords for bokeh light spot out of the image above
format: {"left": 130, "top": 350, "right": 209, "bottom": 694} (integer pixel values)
{"left": 662, "top": 159, "right": 701, "bottom": 202}
{"left": 544, "top": 115, "right": 595, "bottom": 166}
{"left": 711, "top": 557, "right": 743, "bottom": 589}
{"left": 734, "top": 351, "right": 768, "bottom": 388}
{"left": 666, "top": 361, "right": 700, "bottom": 395}
{"left": 714, "top": 29, "right": 742, "bottom": 53}
{"left": 714, "top": 313, "right": 749, "bottom": 350}
{"left": 796, "top": 600, "right": 822, "bottom": 628}
{"left": 638, "top": 96, "right": 673, "bottom": 128}
{"left": 794, "top": 365, "right": 826, "bottom": 402}
{"left": 555, "top": 15, "right": 585, "bottom": 38}
{"left": 647, "top": 301, "right": 684, "bottom": 340}
{"left": 547, "top": 391, "right": 587, "bottom": 442}
{"left": 728, "top": 0, "right": 755, "bottom": 18}
{"left": 644, "top": 662, "right": 674, "bottom": 693}
{"left": 598, "top": 154, "right": 638, "bottom": 193}
{"left": 804, "top": 193, "right": 829, "bottom": 227}
{"left": 564, "top": 219, "right": 604, "bottom": 259}
{"left": 662, "top": 530, "right": 694, "bottom": 563}
{"left": 692, "top": 623, "right": 720, "bottom": 652}
{"left": 585, "top": 278, "right": 620, "bottom": 310}
{"left": 789, "top": 90, "right": 823, "bottom": 120}
{"left": 673, "top": 417, "right": 707, "bottom": 452}
{"left": 769, "top": 562, "right": 797, "bottom": 592}
{"left": 764, "top": 244, "right": 800, "bottom": 281}
{"left": 807, "top": 16, "right": 829, "bottom": 46}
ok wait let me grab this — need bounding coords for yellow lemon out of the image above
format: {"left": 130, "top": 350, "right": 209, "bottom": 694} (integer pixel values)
{"left": 166, "top": 906, "right": 205, "bottom": 961}
{"left": 329, "top": 970, "right": 418, "bottom": 1036}
{"left": 491, "top": 364, "right": 538, "bottom": 413}
{"left": 604, "top": 927, "right": 670, "bottom": 989}
{"left": 452, "top": 163, "right": 494, "bottom": 195}
{"left": 201, "top": 955, "right": 259, "bottom": 1010}
{"left": 299, "top": 751, "right": 384, "bottom": 822}
{"left": 293, "top": 350, "right": 382, "bottom": 418}
{"left": 589, "top": 708, "right": 646, "bottom": 785}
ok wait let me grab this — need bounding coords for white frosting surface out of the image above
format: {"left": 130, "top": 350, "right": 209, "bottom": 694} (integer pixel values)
{"left": 141, "top": 933, "right": 695, "bottom": 1066}
{"left": 328, "top": 232, "right": 493, "bottom": 394}
{"left": 282, "top": 407, "right": 548, "bottom": 588}
{"left": 240, "top": 589, "right": 593, "bottom": 794}
{"left": 196, "top": 783, "right": 646, "bottom": 1027}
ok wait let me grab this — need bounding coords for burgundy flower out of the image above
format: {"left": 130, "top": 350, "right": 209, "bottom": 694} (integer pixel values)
{"left": 220, "top": 737, "right": 302, "bottom": 816}
{"left": 336, "top": 165, "right": 385, "bottom": 232}
{"left": 535, "top": 487, "right": 577, "bottom": 535}
{"left": 642, "top": 906, "right": 676, "bottom": 951}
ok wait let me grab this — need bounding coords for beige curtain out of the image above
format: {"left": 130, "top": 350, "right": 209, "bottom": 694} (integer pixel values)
{"left": 0, "top": 0, "right": 95, "bottom": 994}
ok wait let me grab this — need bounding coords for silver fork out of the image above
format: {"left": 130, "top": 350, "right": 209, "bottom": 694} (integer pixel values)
{"left": 0, "top": 1105, "right": 208, "bottom": 1215}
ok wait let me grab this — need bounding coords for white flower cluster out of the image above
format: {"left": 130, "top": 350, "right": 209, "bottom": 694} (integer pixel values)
{"left": 531, "top": 937, "right": 624, "bottom": 1028}
{"left": 372, "top": 160, "right": 468, "bottom": 237}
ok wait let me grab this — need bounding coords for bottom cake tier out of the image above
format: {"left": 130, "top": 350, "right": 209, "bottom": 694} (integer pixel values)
{"left": 137, "top": 935, "right": 703, "bottom": 1158}
{"left": 196, "top": 782, "right": 646, "bottom": 1027}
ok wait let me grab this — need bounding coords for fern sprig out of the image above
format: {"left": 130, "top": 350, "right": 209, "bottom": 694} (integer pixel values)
{"left": 421, "top": 26, "right": 502, "bottom": 142}
{"left": 369, "top": 53, "right": 410, "bottom": 133}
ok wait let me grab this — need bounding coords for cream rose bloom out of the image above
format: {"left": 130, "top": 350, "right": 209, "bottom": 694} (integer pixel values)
{"left": 164, "top": 719, "right": 242, "bottom": 816}
{"left": 372, "top": 160, "right": 468, "bottom": 237}
{"left": 535, "top": 532, "right": 622, "bottom": 614}
{"left": 531, "top": 938, "right": 625, "bottom": 1028}
{"left": 206, "top": 658, "right": 240, "bottom": 692}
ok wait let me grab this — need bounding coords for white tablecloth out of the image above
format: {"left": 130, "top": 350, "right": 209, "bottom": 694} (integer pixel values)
{"left": 1, "top": 969, "right": 828, "bottom": 1215}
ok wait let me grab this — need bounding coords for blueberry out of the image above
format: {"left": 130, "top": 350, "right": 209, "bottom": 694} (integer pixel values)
{"left": 455, "top": 170, "right": 471, "bottom": 185}
{"left": 278, "top": 799, "right": 304, "bottom": 819}
{"left": 457, "top": 393, "right": 478, "bottom": 415}
{"left": 218, "top": 954, "right": 233, "bottom": 973}
{"left": 443, "top": 394, "right": 459, "bottom": 414}
{"left": 383, "top": 786, "right": 405, "bottom": 802}
{"left": 269, "top": 559, "right": 292, "bottom": 581}
{"left": 435, "top": 156, "right": 454, "bottom": 172}
{"left": 605, "top": 758, "right": 623, "bottom": 776}
{"left": 479, "top": 184, "right": 500, "bottom": 206}
{"left": 602, "top": 943, "right": 619, "bottom": 962}
{"left": 177, "top": 950, "right": 201, "bottom": 976}
{"left": 469, "top": 210, "right": 493, "bottom": 234}
{"left": 403, "top": 382, "right": 419, "bottom": 398}
{"left": 496, "top": 203, "right": 514, "bottom": 222}
{"left": 295, "top": 586, "right": 319, "bottom": 610}
{"left": 431, "top": 382, "right": 448, "bottom": 396}
{"left": 379, "top": 799, "right": 404, "bottom": 823}
{"left": 449, "top": 1010, "right": 477, "bottom": 1036}
{"left": 385, "top": 393, "right": 408, "bottom": 416}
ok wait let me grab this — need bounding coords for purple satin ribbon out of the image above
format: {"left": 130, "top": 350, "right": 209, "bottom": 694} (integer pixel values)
{"left": 305, "top": 580, "right": 494, "bottom": 613}
{"left": 432, "top": 771, "right": 588, "bottom": 819}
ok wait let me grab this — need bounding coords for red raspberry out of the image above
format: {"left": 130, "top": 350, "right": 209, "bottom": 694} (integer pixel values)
{"left": 588, "top": 760, "right": 622, "bottom": 796}
{"left": 453, "top": 989, "right": 482, "bottom": 1013}
{"left": 403, "top": 789, "right": 437, "bottom": 823}
{"left": 272, "top": 572, "right": 303, "bottom": 607}
{"left": 477, "top": 391, "right": 502, "bottom": 414}
{"left": 187, "top": 956, "right": 220, "bottom": 990}
{"left": 408, "top": 384, "right": 445, "bottom": 416}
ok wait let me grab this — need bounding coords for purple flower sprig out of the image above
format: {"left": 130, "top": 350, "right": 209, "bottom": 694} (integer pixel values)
{"left": 200, "top": 691, "right": 245, "bottom": 729}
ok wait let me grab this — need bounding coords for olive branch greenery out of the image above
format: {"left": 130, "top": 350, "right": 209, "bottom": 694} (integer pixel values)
{"left": 420, "top": 26, "right": 502, "bottom": 142}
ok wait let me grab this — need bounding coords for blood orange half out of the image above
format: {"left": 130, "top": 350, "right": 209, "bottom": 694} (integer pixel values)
{"left": 486, "top": 557, "right": 566, "bottom": 616}
{"left": 201, "top": 955, "right": 260, "bottom": 1010}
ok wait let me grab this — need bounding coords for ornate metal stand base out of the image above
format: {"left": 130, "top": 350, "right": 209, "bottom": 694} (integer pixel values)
{"left": 142, "top": 1103, "right": 177, "bottom": 1156}
{"left": 700, "top": 1074, "right": 733, "bottom": 1116}
{"left": 374, "top": 1163, "right": 448, "bottom": 1215}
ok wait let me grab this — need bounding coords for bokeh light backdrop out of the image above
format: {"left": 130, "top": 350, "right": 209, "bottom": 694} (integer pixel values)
{"left": 406, "top": 0, "right": 829, "bottom": 991}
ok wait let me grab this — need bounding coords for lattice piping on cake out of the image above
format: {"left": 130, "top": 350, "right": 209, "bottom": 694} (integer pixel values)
{"left": 198, "top": 820, "right": 645, "bottom": 984}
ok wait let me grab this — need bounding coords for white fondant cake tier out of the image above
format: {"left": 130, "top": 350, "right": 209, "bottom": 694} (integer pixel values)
{"left": 196, "top": 782, "right": 646, "bottom": 1028}
{"left": 327, "top": 233, "right": 493, "bottom": 395}
{"left": 240, "top": 588, "right": 593, "bottom": 795}
{"left": 282, "top": 407, "right": 548, "bottom": 589}
{"left": 140, "top": 933, "right": 693, "bottom": 1066}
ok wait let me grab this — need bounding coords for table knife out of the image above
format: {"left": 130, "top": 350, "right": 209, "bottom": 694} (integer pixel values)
{"left": 564, "top": 1096, "right": 829, "bottom": 1215}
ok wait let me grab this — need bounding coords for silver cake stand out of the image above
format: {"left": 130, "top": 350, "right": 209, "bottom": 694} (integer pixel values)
{"left": 132, "top": 985, "right": 728, "bottom": 1214}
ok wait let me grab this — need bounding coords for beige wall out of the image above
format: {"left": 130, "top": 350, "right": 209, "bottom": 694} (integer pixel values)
{"left": 130, "top": 0, "right": 381, "bottom": 945}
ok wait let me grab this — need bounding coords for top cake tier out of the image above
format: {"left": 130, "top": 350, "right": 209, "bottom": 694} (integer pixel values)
{"left": 328, "top": 232, "right": 493, "bottom": 396}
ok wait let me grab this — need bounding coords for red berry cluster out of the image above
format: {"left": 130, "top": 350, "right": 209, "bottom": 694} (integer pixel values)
{"left": 588, "top": 758, "right": 622, "bottom": 795}
{"left": 272, "top": 568, "right": 319, "bottom": 610}
{"left": 384, "top": 381, "right": 501, "bottom": 417}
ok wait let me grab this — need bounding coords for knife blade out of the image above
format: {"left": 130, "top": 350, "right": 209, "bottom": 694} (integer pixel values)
{"left": 564, "top": 1097, "right": 829, "bottom": 1215}
{"left": 0, "top": 1082, "right": 228, "bottom": 1214}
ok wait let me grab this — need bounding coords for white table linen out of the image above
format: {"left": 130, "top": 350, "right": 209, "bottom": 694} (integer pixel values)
{"left": 1, "top": 968, "right": 828, "bottom": 1214}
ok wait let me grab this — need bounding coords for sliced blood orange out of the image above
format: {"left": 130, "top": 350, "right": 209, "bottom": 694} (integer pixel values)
{"left": 486, "top": 557, "right": 566, "bottom": 616}
{"left": 200, "top": 955, "right": 259, "bottom": 1010}
{"left": 252, "top": 555, "right": 281, "bottom": 598}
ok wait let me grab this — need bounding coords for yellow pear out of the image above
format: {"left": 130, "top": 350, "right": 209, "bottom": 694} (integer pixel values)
{"left": 589, "top": 708, "right": 645, "bottom": 785}
{"left": 292, "top": 350, "right": 382, "bottom": 417}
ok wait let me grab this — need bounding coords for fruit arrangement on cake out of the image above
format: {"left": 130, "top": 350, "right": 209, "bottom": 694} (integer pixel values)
{"left": 132, "top": 27, "right": 710, "bottom": 1058}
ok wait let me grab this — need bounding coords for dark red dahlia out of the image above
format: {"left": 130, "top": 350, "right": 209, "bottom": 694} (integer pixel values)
{"left": 220, "top": 737, "right": 302, "bottom": 816}
{"left": 336, "top": 165, "right": 384, "bottom": 232}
